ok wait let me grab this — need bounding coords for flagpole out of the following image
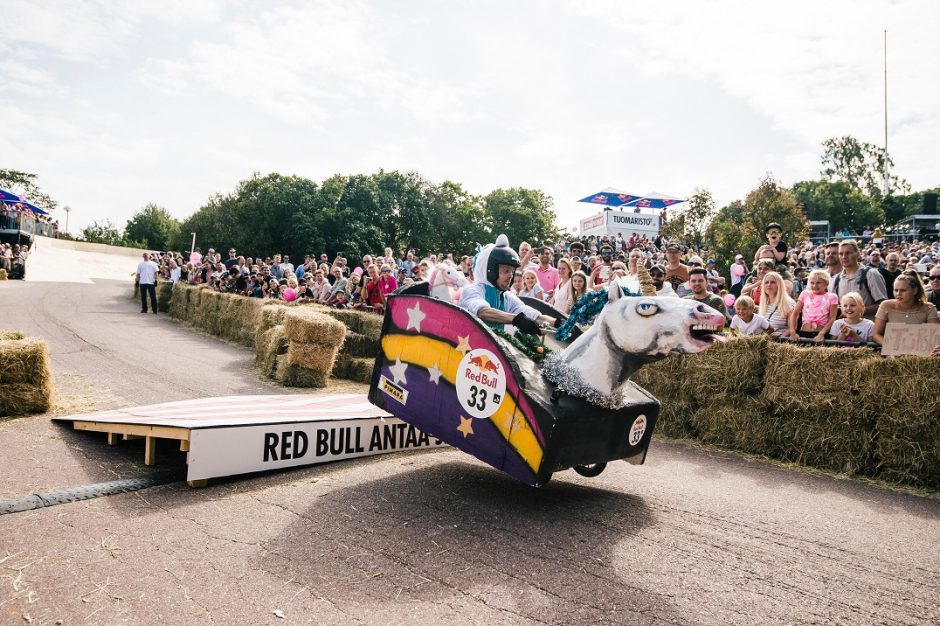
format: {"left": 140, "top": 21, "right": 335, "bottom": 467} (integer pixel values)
{"left": 884, "top": 29, "right": 889, "bottom": 195}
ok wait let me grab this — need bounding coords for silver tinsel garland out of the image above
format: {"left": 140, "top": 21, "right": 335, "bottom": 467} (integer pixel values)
{"left": 541, "top": 355, "right": 630, "bottom": 410}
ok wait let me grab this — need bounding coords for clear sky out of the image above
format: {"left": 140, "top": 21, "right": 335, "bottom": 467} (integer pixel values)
{"left": 2, "top": 0, "right": 937, "bottom": 235}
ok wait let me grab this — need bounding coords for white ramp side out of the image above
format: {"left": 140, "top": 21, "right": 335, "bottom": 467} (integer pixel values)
{"left": 25, "top": 235, "right": 145, "bottom": 283}
{"left": 53, "top": 394, "right": 445, "bottom": 486}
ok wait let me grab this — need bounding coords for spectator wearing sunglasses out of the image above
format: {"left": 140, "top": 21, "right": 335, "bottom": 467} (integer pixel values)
{"left": 928, "top": 269, "right": 940, "bottom": 309}
{"left": 378, "top": 264, "right": 398, "bottom": 295}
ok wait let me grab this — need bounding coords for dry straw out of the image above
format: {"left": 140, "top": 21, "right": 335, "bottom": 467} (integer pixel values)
{"left": 341, "top": 331, "right": 381, "bottom": 359}
{"left": 681, "top": 335, "right": 768, "bottom": 405}
{"left": 283, "top": 307, "right": 345, "bottom": 346}
{"left": 690, "top": 396, "right": 776, "bottom": 455}
{"left": 332, "top": 355, "right": 375, "bottom": 384}
{"left": 0, "top": 329, "right": 25, "bottom": 341}
{"left": 0, "top": 268, "right": 7, "bottom": 280}
{"left": 760, "top": 342, "right": 878, "bottom": 475}
{"left": 286, "top": 341, "right": 340, "bottom": 372}
{"left": 276, "top": 355, "right": 329, "bottom": 388}
{"left": 0, "top": 337, "right": 53, "bottom": 417}
{"left": 257, "top": 325, "right": 287, "bottom": 377}
{"left": 859, "top": 355, "right": 940, "bottom": 489}
{"left": 156, "top": 282, "right": 173, "bottom": 312}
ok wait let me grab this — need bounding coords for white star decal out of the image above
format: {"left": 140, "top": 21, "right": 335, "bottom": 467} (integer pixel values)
{"left": 428, "top": 362, "right": 442, "bottom": 385}
{"left": 390, "top": 357, "right": 408, "bottom": 385}
{"left": 405, "top": 302, "right": 426, "bottom": 332}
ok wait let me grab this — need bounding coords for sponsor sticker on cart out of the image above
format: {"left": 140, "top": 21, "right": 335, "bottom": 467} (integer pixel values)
{"left": 455, "top": 348, "right": 507, "bottom": 419}
{"left": 628, "top": 414, "right": 647, "bottom": 446}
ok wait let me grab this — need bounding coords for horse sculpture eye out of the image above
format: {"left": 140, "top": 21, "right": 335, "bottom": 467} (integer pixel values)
{"left": 636, "top": 301, "right": 659, "bottom": 317}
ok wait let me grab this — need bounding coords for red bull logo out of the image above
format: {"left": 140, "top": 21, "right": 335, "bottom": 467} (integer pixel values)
{"left": 468, "top": 354, "right": 500, "bottom": 374}
{"left": 591, "top": 195, "right": 607, "bottom": 203}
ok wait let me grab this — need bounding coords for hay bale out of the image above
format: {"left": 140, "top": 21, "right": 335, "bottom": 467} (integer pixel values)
{"left": 255, "top": 302, "right": 288, "bottom": 347}
{"left": 860, "top": 356, "right": 940, "bottom": 489}
{"left": 632, "top": 355, "right": 687, "bottom": 402}
{"left": 0, "top": 330, "right": 25, "bottom": 341}
{"left": 681, "top": 335, "right": 768, "bottom": 405}
{"left": 286, "top": 341, "right": 340, "bottom": 372}
{"left": 276, "top": 355, "right": 329, "bottom": 388}
{"left": 156, "top": 282, "right": 173, "bottom": 312}
{"left": 0, "top": 381, "right": 53, "bottom": 417}
{"left": 221, "top": 295, "right": 263, "bottom": 347}
{"left": 341, "top": 331, "right": 381, "bottom": 359}
{"left": 257, "top": 325, "right": 288, "bottom": 377}
{"left": 321, "top": 308, "right": 384, "bottom": 339}
{"left": 690, "top": 396, "right": 776, "bottom": 455}
{"left": 653, "top": 397, "right": 696, "bottom": 439}
{"left": 283, "top": 308, "right": 345, "bottom": 347}
{"left": 0, "top": 338, "right": 52, "bottom": 386}
{"left": 332, "top": 355, "right": 375, "bottom": 384}
{"left": 760, "top": 342, "right": 875, "bottom": 412}
{"left": 169, "top": 282, "right": 190, "bottom": 320}
{"left": 0, "top": 337, "right": 53, "bottom": 417}
{"left": 0, "top": 268, "right": 7, "bottom": 280}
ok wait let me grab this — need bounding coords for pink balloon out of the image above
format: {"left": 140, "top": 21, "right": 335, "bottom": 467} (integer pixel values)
{"left": 724, "top": 294, "right": 736, "bottom": 308}
{"left": 283, "top": 288, "right": 297, "bottom": 302}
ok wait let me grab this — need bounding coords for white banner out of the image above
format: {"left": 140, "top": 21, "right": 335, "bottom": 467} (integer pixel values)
{"left": 578, "top": 211, "right": 661, "bottom": 239}
{"left": 186, "top": 417, "right": 445, "bottom": 481}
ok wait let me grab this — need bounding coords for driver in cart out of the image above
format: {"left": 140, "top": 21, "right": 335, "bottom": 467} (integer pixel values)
{"left": 459, "top": 234, "right": 560, "bottom": 335}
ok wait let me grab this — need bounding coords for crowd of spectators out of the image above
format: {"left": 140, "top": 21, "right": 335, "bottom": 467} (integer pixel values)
{"left": 150, "top": 225, "right": 940, "bottom": 350}
{"left": 1, "top": 242, "right": 29, "bottom": 279}
{"left": 0, "top": 203, "right": 58, "bottom": 239}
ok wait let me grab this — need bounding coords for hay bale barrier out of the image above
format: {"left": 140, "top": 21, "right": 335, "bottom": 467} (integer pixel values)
{"left": 860, "top": 356, "right": 940, "bottom": 489}
{"left": 276, "top": 308, "right": 346, "bottom": 388}
{"left": 760, "top": 342, "right": 877, "bottom": 475}
{"left": 0, "top": 333, "right": 54, "bottom": 417}
{"left": 0, "top": 268, "right": 7, "bottom": 280}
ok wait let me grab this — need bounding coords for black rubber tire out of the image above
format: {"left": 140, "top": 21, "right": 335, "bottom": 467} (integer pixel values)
{"left": 573, "top": 463, "right": 607, "bottom": 478}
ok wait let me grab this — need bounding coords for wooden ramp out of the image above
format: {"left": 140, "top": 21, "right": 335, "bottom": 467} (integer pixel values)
{"left": 53, "top": 394, "right": 445, "bottom": 486}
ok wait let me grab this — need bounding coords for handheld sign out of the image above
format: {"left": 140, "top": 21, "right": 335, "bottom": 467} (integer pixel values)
{"left": 881, "top": 322, "right": 940, "bottom": 356}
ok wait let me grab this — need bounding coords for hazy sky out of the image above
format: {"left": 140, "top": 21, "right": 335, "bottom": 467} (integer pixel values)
{"left": 2, "top": 0, "right": 937, "bottom": 235}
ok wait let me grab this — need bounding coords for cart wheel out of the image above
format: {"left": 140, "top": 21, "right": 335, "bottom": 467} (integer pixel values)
{"left": 573, "top": 463, "right": 607, "bottom": 478}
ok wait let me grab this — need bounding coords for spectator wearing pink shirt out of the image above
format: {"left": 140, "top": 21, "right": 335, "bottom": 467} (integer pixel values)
{"left": 730, "top": 254, "right": 747, "bottom": 296}
{"left": 378, "top": 264, "right": 398, "bottom": 295}
{"left": 534, "top": 245, "right": 560, "bottom": 299}
{"left": 788, "top": 269, "right": 838, "bottom": 342}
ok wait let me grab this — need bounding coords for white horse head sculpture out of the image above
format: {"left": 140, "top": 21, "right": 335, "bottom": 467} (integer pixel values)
{"left": 544, "top": 267, "right": 725, "bottom": 408}
{"left": 428, "top": 262, "right": 467, "bottom": 303}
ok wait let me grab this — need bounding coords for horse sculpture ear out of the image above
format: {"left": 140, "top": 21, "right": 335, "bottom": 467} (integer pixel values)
{"left": 607, "top": 279, "right": 621, "bottom": 303}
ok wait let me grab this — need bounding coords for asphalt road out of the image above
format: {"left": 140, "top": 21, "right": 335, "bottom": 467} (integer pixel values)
{"left": 1, "top": 279, "right": 938, "bottom": 625}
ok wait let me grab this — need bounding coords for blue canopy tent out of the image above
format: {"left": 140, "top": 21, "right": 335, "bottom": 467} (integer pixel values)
{"left": 577, "top": 187, "right": 642, "bottom": 208}
{"left": 622, "top": 192, "right": 686, "bottom": 210}
{"left": 0, "top": 188, "right": 23, "bottom": 202}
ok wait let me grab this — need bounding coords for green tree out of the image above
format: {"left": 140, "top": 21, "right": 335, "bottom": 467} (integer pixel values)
{"left": 81, "top": 219, "right": 144, "bottom": 247}
{"left": 704, "top": 175, "right": 808, "bottom": 271}
{"left": 173, "top": 194, "right": 227, "bottom": 253}
{"left": 423, "top": 181, "right": 487, "bottom": 256}
{"left": 790, "top": 180, "right": 883, "bottom": 232}
{"left": 124, "top": 203, "right": 181, "bottom": 251}
{"left": 659, "top": 188, "right": 715, "bottom": 250}
{"left": 0, "top": 169, "right": 58, "bottom": 211}
{"left": 482, "top": 188, "right": 556, "bottom": 249}
{"left": 820, "top": 136, "right": 910, "bottom": 198}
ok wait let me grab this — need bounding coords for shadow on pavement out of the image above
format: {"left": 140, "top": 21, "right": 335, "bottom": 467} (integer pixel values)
{"left": 254, "top": 461, "right": 675, "bottom": 623}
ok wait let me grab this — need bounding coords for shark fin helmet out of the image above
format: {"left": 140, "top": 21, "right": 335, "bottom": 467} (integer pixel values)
{"left": 486, "top": 234, "right": 521, "bottom": 287}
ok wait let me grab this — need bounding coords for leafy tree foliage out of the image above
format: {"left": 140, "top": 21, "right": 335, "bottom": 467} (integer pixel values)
{"left": 790, "top": 180, "right": 883, "bottom": 233}
{"left": 81, "top": 219, "right": 145, "bottom": 248}
{"left": 820, "top": 136, "right": 910, "bottom": 198}
{"left": 166, "top": 171, "right": 557, "bottom": 265}
{"left": 124, "top": 203, "right": 181, "bottom": 251}
{"left": 704, "top": 175, "right": 808, "bottom": 271}
{"left": 659, "top": 188, "right": 715, "bottom": 251}
{"left": 0, "top": 169, "right": 58, "bottom": 211}
{"left": 482, "top": 188, "right": 557, "bottom": 249}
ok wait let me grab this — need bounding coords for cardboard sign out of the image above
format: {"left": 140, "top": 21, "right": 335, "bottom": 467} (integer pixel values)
{"left": 881, "top": 322, "right": 940, "bottom": 356}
